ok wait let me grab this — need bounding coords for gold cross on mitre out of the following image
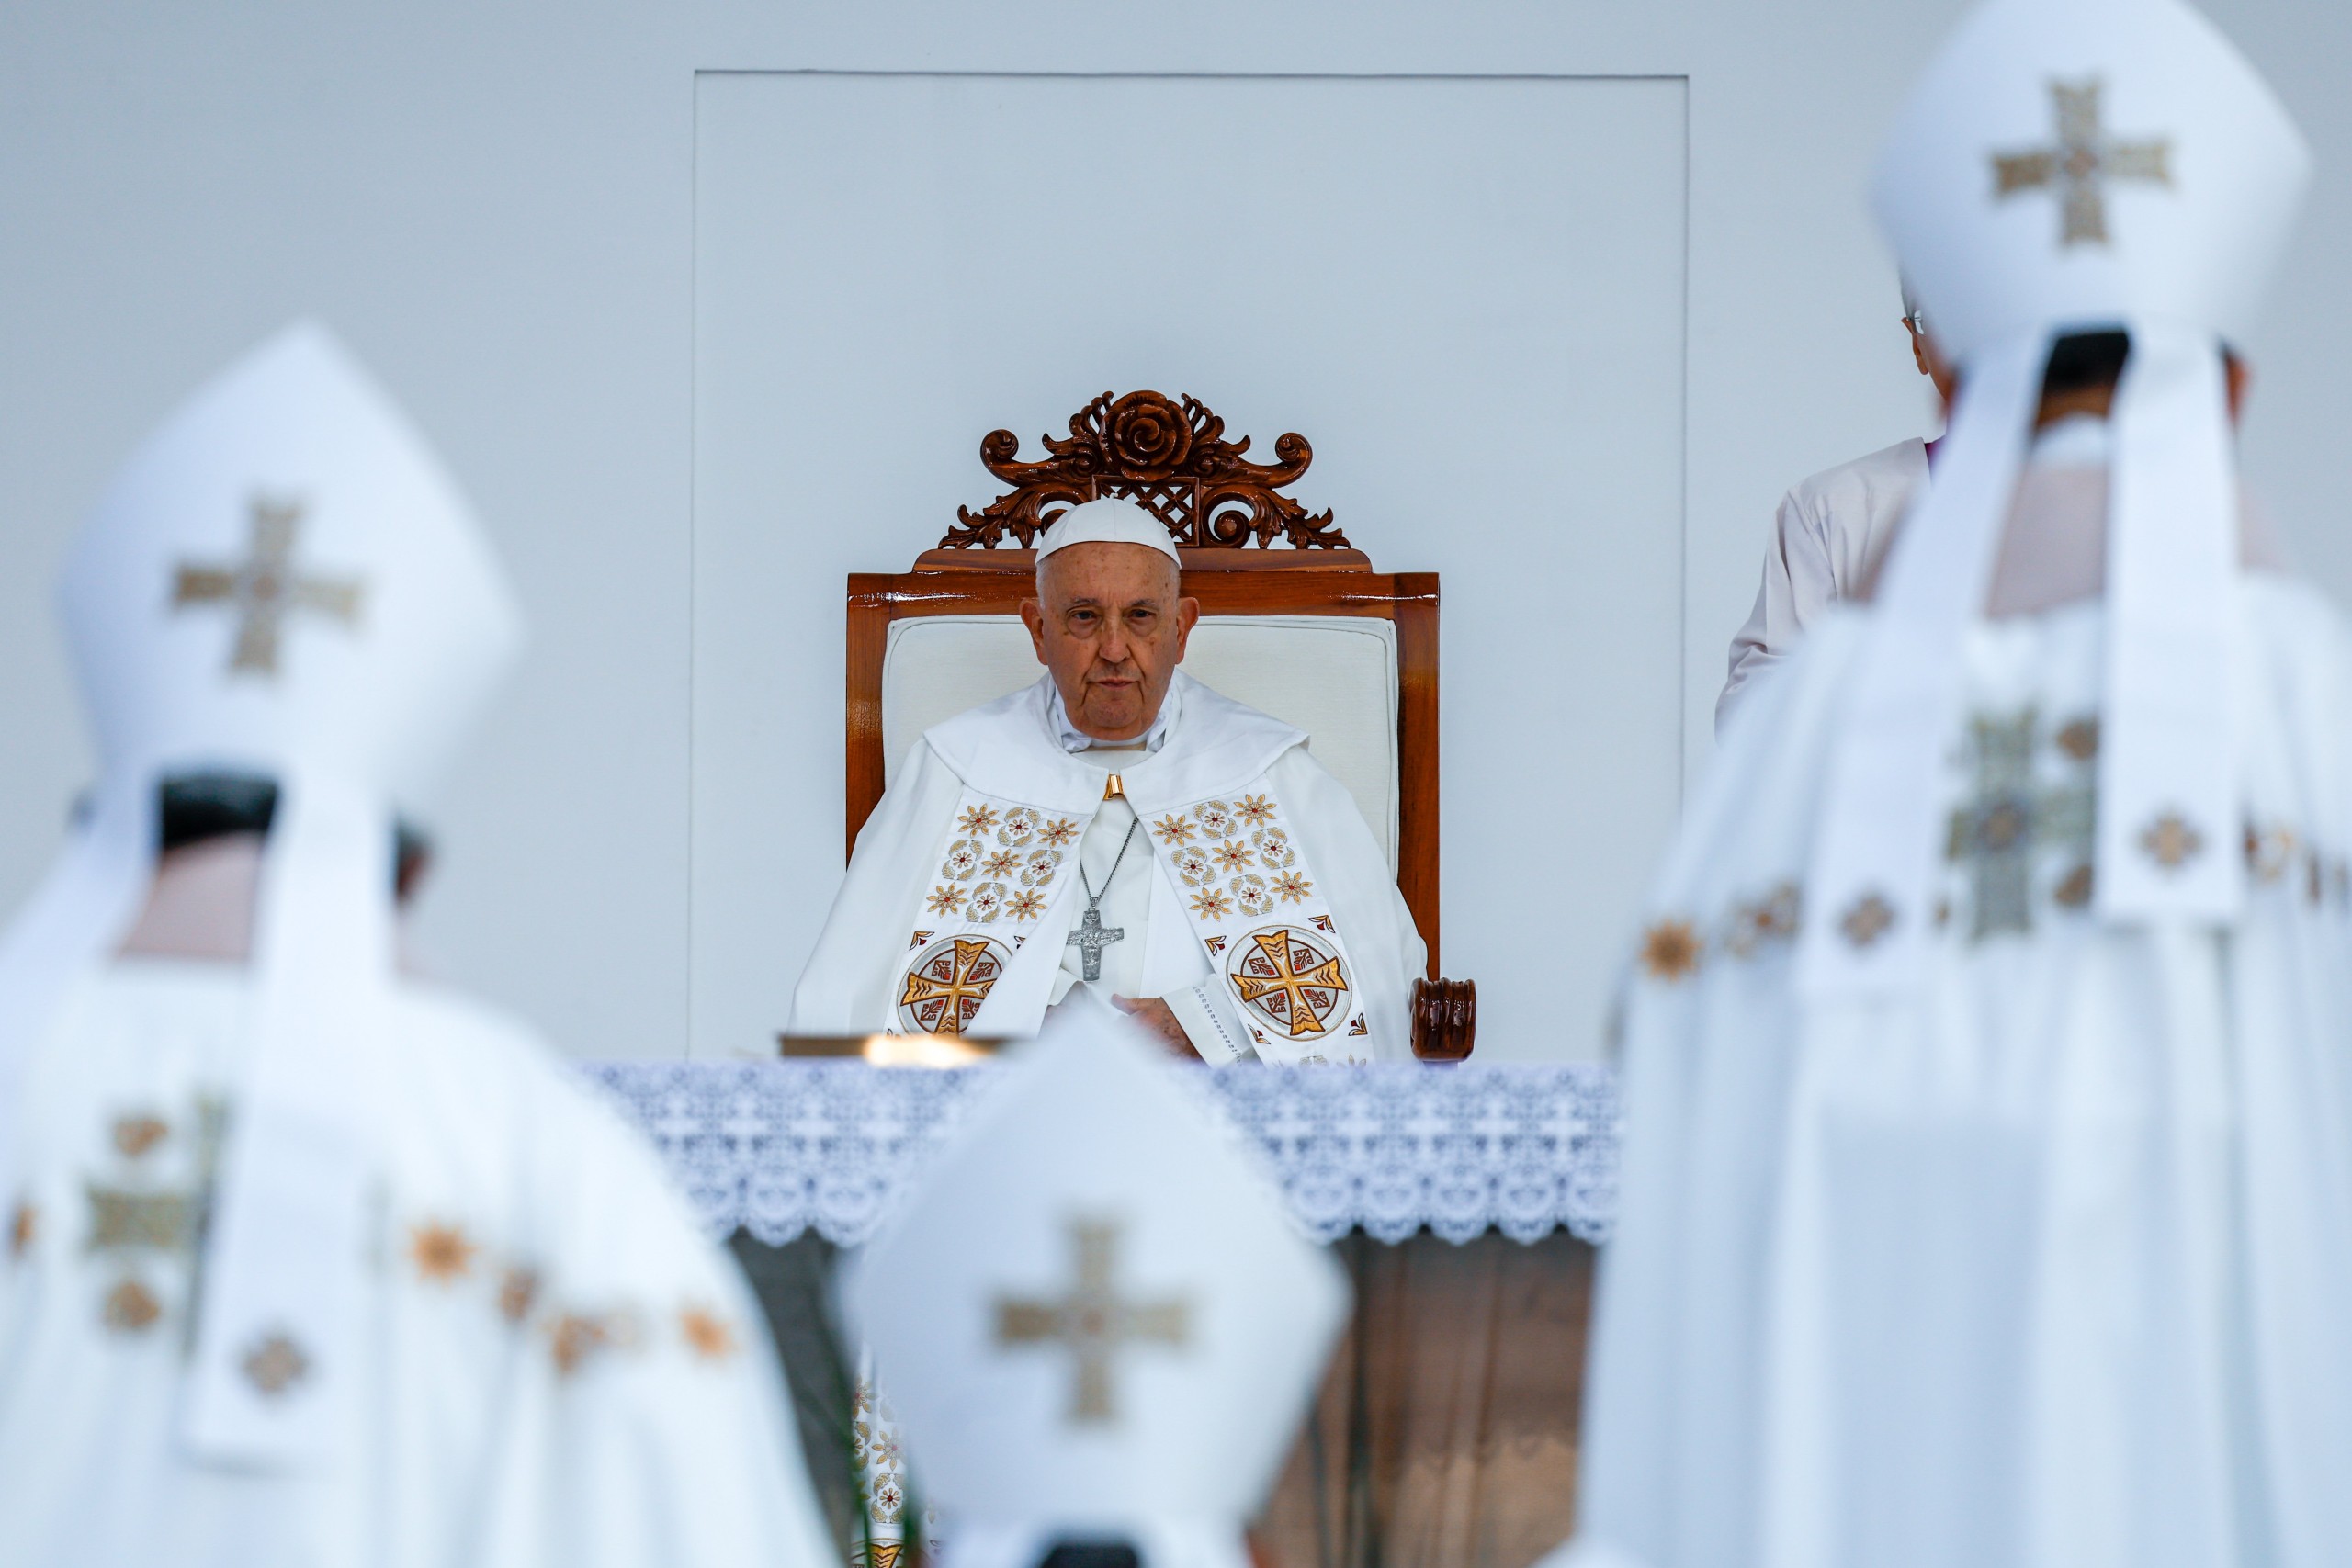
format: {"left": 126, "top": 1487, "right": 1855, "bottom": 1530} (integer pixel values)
{"left": 173, "top": 495, "right": 366, "bottom": 676}
{"left": 1993, "top": 78, "right": 2172, "bottom": 246}
{"left": 993, "top": 1218, "right": 1191, "bottom": 1425}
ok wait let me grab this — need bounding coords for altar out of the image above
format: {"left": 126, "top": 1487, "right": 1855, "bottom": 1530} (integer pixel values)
{"left": 586, "top": 1061, "right": 1620, "bottom": 1568}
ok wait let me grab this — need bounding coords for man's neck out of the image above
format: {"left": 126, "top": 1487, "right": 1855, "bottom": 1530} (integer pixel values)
{"left": 1048, "top": 678, "right": 1179, "bottom": 756}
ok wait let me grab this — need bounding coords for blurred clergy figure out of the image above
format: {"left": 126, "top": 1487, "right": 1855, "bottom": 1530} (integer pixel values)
{"left": 844, "top": 998, "right": 1348, "bottom": 1568}
{"left": 1567, "top": 3, "right": 2352, "bottom": 1568}
{"left": 1715, "top": 288, "right": 1953, "bottom": 729}
{"left": 789, "top": 498, "right": 1422, "bottom": 1063}
{"left": 0, "top": 325, "right": 834, "bottom": 1566}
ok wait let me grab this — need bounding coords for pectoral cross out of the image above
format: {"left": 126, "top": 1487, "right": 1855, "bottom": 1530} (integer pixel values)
{"left": 993, "top": 1219, "right": 1190, "bottom": 1425}
{"left": 1066, "top": 905, "right": 1124, "bottom": 982}
{"left": 173, "top": 496, "right": 366, "bottom": 676}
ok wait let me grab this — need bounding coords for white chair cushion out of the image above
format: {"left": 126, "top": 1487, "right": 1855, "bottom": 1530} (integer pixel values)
{"left": 881, "top": 615, "right": 1400, "bottom": 868}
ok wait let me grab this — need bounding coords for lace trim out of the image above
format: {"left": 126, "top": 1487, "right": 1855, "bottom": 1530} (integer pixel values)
{"left": 580, "top": 1062, "right": 1620, "bottom": 1247}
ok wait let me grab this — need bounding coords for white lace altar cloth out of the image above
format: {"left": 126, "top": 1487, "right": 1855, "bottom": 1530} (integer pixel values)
{"left": 580, "top": 1061, "right": 1620, "bottom": 1247}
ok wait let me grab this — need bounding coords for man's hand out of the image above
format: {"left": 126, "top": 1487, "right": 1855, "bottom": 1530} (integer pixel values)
{"left": 1112, "top": 995, "right": 1200, "bottom": 1060}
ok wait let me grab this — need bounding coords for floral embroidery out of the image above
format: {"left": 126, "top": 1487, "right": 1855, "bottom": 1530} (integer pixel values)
{"left": 1236, "top": 794, "right": 1277, "bottom": 828}
{"left": 923, "top": 885, "right": 967, "bottom": 919}
{"left": 1721, "top": 883, "right": 1800, "bottom": 958}
{"left": 1251, "top": 827, "right": 1296, "bottom": 870}
{"left": 241, "top": 1331, "right": 311, "bottom": 1397}
{"left": 1173, "top": 849, "right": 1216, "bottom": 887}
{"left": 2140, "top": 812, "right": 2203, "bottom": 870}
{"left": 103, "top": 1280, "right": 161, "bottom": 1334}
{"left": 1212, "top": 841, "right": 1255, "bottom": 874}
{"left": 1151, "top": 813, "right": 1197, "bottom": 847}
{"left": 1638, "top": 920, "right": 1701, "bottom": 981}
{"left": 409, "top": 1220, "right": 479, "bottom": 1283}
{"left": 1196, "top": 801, "right": 1236, "bottom": 840}
{"left": 112, "top": 1116, "right": 168, "bottom": 1159}
{"left": 1233, "top": 875, "right": 1273, "bottom": 918}
{"left": 996, "top": 807, "right": 1043, "bottom": 848}
{"left": 1271, "top": 870, "right": 1315, "bottom": 905}
{"left": 1839, "top": 893, "right": 1897, "bottom": 949}
{"left": 956, "top": 805, "right": 1000, "bottom": 836}
{"left": 940, "top": 839, "right": 983, "bottom": 882}
{"left": 678, "top": 1303, "right": 738, "bottom": 1361}
{"left": 1019, "top": 848, "right": 1062, "bottom": 887}
{"left": 548, "top": 1309, "right": 643, "bottom": 1377}
{"left": 1006, "top": 889, "right": 1047, "bottom": 921}
{"left": 979, "top": 849, "right": 1022, "bottom": 879}
{"left": 499, "top": 1267, "right": 541, "bottom": 1324}
{"left": 1189, "top": 888, "right": 1234, "bottom": 922}
{"left": 2245, "top": 822, "right": 2298, "bottom": 884}
{"left": 2055, "top": 717, "right": 2099, "bottom": 761}
{"left": 1039, "top": 817, "right": 1080, "bottom": 849}
{"left": 967, "top": 882, "right": 1008, "bottom": 923}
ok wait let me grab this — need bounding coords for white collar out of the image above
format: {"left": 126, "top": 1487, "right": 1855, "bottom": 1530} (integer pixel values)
{"left": 2028, "top": 411, "right": 2109, "bottom": 468}
{"left": 1046, "top": 677, "right": 1180, "bottom": 755}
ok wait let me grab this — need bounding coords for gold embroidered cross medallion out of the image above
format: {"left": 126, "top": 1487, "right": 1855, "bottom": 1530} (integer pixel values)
{"left": 173, "top": 496, "right": 365, "bottom": 675}
{"left": 898, "top": 935, "right": 1012, "bottom": 1036}
{"left": 993, "top": 1218, "right": 1191, "bottom": 1425}
{"left": 1946, "top": 709, "right": 2096, "bottom": 938}
{"left": 1993, "top": 79, "right": 2172, "bottom": 247}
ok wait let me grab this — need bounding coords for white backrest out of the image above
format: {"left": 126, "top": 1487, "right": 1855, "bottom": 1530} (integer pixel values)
{"left": 881, "top": 614, "right": 1400, "bottom": 868}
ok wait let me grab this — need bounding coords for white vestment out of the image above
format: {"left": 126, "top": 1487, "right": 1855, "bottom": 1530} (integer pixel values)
{"left": 1575, "top": 463, "right": 2352, "bottom": 1568}
{"left": 790, "top": 671, "right": 1423, "bottom": 1062}
{"left": 1717, "top": 437, "right": 1930, "bottom": 729}
{"left": 0, "top": 959, "right": 837, "bottom": 1568}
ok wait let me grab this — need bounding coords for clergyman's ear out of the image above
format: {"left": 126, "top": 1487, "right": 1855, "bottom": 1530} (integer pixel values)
{"left": 1020, "top": 597, "right": 1049, "bottom": 662}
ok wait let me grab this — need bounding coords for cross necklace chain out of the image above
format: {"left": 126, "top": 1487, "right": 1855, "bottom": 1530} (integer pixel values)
{"left": 1067, "top": 818, "right": 1141, "bottom": 982}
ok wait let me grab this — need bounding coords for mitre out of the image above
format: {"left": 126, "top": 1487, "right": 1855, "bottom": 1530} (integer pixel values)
{"left": 844, "top": 998, "right": 1348, "bottom": 1568}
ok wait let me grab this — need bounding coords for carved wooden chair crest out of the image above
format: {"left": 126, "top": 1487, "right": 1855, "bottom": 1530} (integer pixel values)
{"left": 845, "top": 390, "right": 1474, "bottom": 1059}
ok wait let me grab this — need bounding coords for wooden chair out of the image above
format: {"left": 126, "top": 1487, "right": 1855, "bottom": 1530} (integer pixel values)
{"left": 843, "top": 390, "right": 1476, "bottom": 1059}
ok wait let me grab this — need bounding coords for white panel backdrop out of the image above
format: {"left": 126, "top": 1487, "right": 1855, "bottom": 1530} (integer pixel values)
{"left": 690, "top": 73, "right": 1686, "bottom": 1059}
{"left": 1, "top": 2, "right": 2346, "bottom": 1059}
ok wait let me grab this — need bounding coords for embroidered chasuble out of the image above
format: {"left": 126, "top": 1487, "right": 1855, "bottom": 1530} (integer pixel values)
{"left": 790, "top": 671, "right": 1424, "bottom": 1062}
{"left": 1574, "top": 461, "right": 2352, "bottom": 1568}
{"left": 0, "top": 961, "right": 837, "bottom": 1567}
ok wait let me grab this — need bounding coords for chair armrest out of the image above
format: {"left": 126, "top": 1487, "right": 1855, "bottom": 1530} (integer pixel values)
{"left": 1408, "top": 977, "right": 1476, "bottom": 1061}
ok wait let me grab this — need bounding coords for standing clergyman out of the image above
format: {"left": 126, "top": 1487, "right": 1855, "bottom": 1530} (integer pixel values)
{"left": 0, "top": 324, "right": 837, "bottom": 1565}
{"left": 789, "top": 498, "right": 1424, "bottom": 1062}
{"left": 1716, "top": 284, "right": 1956, "bottom": 730}
{"left": 1563, "top": 2, "right": 2352, "bottom": 1566}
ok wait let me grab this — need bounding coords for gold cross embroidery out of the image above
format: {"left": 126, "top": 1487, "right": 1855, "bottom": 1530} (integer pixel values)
{"left": 1993, "top": 79, "right": 2171, "bottom": 247}
{"left": 993, "top": 1219, "right": 1190, "bottom": 1425}
{"left": 898, "top": 937, "right": 1005, "bottom": 1037}
{"left": 173, "top": 496, "right": 366, "bottom": 675}
{"left": 1945, "top": 709, "right": 2096, "bottom": 939}
{"left": 1230, "top": 930, "right": 1348, "bottom": 1039}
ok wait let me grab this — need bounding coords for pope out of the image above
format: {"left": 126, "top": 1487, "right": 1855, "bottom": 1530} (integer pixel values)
{"left": 790, "top": 498, "right": 1425, "bottom": 1063}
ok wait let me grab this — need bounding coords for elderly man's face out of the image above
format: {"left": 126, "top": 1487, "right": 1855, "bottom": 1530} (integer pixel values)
{"left": 1021, "top": 542, "right": 1199, "bottom": 741}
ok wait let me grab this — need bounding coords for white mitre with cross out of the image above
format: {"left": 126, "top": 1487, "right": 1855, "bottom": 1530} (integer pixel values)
{"left": 845, "top": 998, "right": 1349, "bottom": 1568}
{"left": 1799, "top": 0, "right": 2309, "bottom": 996}
{"left": 0, "top": 321, "right": 520, "bottom": 1462}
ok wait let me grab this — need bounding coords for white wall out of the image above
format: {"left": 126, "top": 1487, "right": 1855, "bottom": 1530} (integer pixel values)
{"left": 1, "top": 1, "right": 2345, "bottom": 1059}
